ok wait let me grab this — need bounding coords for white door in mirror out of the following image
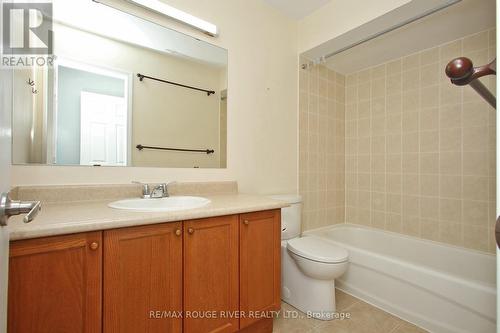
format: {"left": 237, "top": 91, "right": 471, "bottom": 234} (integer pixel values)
{"left": 80, "top": 91, "right": 128, "bottom": 166}
{"left": 108, "top": 196, "right": 210, "bottom": 212}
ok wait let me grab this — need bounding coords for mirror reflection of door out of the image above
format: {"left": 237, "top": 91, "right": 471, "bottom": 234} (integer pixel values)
{"left": 10, "top": 0, "right": 228, "bottom": 169}
{"left": 54, "top": 59, "right": 130, "bottom": 166}
{"left": 80, "top": 92, "right": 127, "bottom": 166}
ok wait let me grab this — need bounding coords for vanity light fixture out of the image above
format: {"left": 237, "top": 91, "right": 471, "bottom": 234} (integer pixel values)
{"left": 125, "top": 0, "right": 218, "bottom": 37}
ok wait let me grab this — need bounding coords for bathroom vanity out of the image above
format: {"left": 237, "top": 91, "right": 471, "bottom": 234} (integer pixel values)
{"left": 6, "top": 184, "right": 286, "bottom": 333}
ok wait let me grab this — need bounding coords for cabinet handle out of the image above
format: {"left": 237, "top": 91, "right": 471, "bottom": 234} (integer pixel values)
{"left": 89, "top": 242, "right": 99, "bottom": 251}
{"left": 188, "top": 228, "right": 194, "bottom": 234}
{"left": 243, "top": 220, "right": 249, "bottom": 225}
{"left": 175, "top": 229, "right": 182, "bottom": 236}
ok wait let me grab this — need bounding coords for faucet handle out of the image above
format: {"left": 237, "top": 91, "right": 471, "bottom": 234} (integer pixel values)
{"left": 153, "top": 181, "right": 176, "bottom": 198}
{"left": 132, "top": 181, "right": 150, "bottom": 198}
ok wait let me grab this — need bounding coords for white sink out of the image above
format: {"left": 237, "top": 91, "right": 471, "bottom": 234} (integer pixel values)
{"left": 108, "top": 196, "right": 211, "bottom": 212}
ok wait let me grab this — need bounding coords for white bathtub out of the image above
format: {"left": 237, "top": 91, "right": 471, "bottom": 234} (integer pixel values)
{"left": 304, "top": 224, "right": 497, "bottom": 333}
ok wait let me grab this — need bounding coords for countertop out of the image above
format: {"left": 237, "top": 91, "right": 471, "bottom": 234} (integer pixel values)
{"left": 8, "top": 194, "right": 289, "bottom": 241}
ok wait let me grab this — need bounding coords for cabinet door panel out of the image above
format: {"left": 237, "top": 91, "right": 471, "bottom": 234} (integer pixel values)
{"left": 104, "top": 223, "right": 183, "bottom": 333}
{"left": 8, "top": 231, "right": 102, "bottom": 333}
{"left": 239, "top": 210, "right": 281, "bottom": 329}
{"left": 184, "top": 215, "right": 239, "bottom": 333}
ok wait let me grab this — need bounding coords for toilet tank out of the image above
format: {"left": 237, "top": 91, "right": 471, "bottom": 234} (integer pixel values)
{"left": 268, "top": 195, "right": 302, "bottom": 240}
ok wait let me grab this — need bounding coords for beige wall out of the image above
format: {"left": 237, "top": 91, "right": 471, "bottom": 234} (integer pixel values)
{"left": 11, "top": 0, "right": 299, "bottom": 195}
{"left": 12, "top": 69, "right": 34, "bottom": 164}
{"left": 344, "top": 28, "right": 496, "bottom": 253}
{"left": 299, "top": 62, "right": 345, "bottom": 231}
{"left": 298, "top": 0, "right": 411, "bottom": 53}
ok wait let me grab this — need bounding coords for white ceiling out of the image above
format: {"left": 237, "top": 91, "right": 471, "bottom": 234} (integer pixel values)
{"left": 263, "top": 0, "right": 331, "bottom": 19}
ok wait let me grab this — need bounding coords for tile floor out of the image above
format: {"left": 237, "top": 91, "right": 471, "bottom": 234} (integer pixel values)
{"left": 273, "top": 289, "right": 428, "bottom": 333}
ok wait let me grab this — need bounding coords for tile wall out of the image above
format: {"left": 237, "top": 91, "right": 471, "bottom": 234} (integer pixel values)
{"left": 299, "top": 61, "right": 346, "bottom": 231}
{"left": 299, "top": 28, "right": 497, "bottom": 253}
{"left": 344, "top": 28, "right": 496, "bottom": 252}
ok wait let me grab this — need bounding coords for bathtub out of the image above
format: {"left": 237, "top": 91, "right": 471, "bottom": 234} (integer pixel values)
{"left": 304, "top": 224, "right": 497, "bottom": 333}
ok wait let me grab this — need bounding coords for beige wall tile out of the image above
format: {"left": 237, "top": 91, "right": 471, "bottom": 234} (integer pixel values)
{"left": 463, "top": 31, "right": 489, "bottom": 53}
{"left": 440, "top": 198, "right": 462, "bottom": 222}
{"left": 402, "top": 153, "right": 419, "bottom": 174}
{"left": 463, "top": 176, "right": 489, "bottom": 201}
{"left": 420, "top": 174, "right": 439, "bottom": 197}
{"left": 420, "top": 108, "right": 439, "bottom": 131}
{"left": 420, "top": 197, "right": 439, "bottom": 220}
{"left": 371, "top": 64, "right": 386, "bottom": 79}
{"left": 387, "top": 154, "right": 402, "bottom": 173}
{"left": 387, "top": 59, "right": 402, "bottom": 74}
{"left": 402, "top": 132, "right": 419, "bottom": 152}
{"left": 306, "top": 29, "right": 496, "bottom": 253}
{"left": 421, "top": 219, "right": 440, "bottom": 241}
{"left": 462, "top": 200, "right": 489, "bottom": 226}
{"left": 402, "top": 53, "right": 420, "bottom": 70}
{"left": 387, "top": 135, "right": 402, "bottom": 153}
{"left": 463, "top": 126, "right": 489, "bottom": 152}
{"left": 440, "top": 152, "right": 462, "bottom": 175}
{"left": 420, "top": 153, "right": 439, "bottom": 174}
{"left": 402, "top": 174, "right": 419, "bottom": 195}
{"left": 402, "top": 215, "right": 420, "bottom": 236}
{"left": 440, "top": 175, "right": 462, "bottom": 199}
{"left": 420, "top": 47, "right": 439, "bottom": 65}
{"left": 440, "top": 128, "right": 462, "bottom": 152}
{"left": 387, "top": 213, "right": 403, "bottom": 232}
{"left": 463, "top": 152, "right": 489, "bottom": 176}
{"left": 402, "top": 69, "right": 420, "bottom": 91}
{"left": 372, "top": 173, "right": 386, "bottom": 192}
{"left": 420, "top": 63, "right": 439, "bottom": 87}
{"left": 420, "top": 131, "right": 440, "bottom": 152}
{"left": 439, "top": 221, "right": 463, "bottom": 246}
{"left": 439, "top": 104, "right": 462, "bottom": 129}
{"left": 299, "top": 65, "right": 345, "bottom": 229}
{"left": 402, "top": 195, "right": 420, "bottom": 216}
{"left": 463, "top": 225, "right": 489, "bottom": 252}
{"left": 387, "top": 174, "right": 402, "bottom": 194}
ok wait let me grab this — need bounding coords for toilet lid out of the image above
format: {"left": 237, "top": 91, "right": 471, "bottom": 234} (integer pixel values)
{"left": 287, "top": 237, "right": 349, "bottom": 263}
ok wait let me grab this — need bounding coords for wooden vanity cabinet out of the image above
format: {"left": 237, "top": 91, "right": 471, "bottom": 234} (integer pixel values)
{"left": 239, "top": 210, "right": 281, "bottom": 329}
{"left": 103, "top": 222, "right": 183, "bottom": 333}
{"left": 8, "top": 231, "right": 102, "bottom": 333}
{"left": 8, "top": 209, "right": 281, "bottom": 333}
{"left": 183, "top": 216, "right": 239, "bottom": 333}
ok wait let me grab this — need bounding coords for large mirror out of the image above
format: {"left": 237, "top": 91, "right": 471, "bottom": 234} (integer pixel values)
{"left": 12, "top": 0, "right": 228, "bottom": 168}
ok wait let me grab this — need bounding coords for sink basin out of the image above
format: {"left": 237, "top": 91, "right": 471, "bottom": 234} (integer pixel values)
{"left": 108, "top": 196, "right": 211, "bottom": 212}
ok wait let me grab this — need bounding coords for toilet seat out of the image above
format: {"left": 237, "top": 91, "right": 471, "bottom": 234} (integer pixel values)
{"left": 287, "top": 237, "right": 348, "bottom": 264}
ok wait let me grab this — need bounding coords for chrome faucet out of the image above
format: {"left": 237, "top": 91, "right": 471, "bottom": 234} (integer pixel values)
{"left": 132, "top": 181, "right": 175, "bottom": 199}
{"left": 150, "top": 184, "right": 168, "bottom": 198}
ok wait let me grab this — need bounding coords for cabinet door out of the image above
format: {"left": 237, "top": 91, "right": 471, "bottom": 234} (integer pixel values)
{"left": 8, "top": 231, "right": 102, "bottom": 333}
{"left": 104, "top": 223, "right": 183, "bottom": 333}
{"left": 239, "top": 210, "right": 281, "bottom": 329}
{"left": 184, "top": 215, "right": 239, "bottom": 333}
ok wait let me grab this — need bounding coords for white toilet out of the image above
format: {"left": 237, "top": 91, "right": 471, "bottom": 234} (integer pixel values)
{"left": 270, "top": 195, "right": 349, "bottom": 320}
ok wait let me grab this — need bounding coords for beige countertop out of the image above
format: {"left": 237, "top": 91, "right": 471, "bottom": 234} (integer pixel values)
{"left": 8, "top": 194, "right": 288, "bottom": 241}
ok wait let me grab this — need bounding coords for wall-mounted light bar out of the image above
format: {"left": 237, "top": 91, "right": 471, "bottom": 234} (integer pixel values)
{"left": 125, "top": 0, "right": 218, "bottom": 37}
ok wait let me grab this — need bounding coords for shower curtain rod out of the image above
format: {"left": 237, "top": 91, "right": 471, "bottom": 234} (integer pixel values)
{"left": 300, "top": 0, "right": 460, "bottom": 70}
{"left": 445, "top": 57, "right": 496, "bottom": 109}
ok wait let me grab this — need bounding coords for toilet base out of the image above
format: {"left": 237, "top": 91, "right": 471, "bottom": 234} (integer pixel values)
{"left": 281, "top": 243, "right": 337, "bottom": 321}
